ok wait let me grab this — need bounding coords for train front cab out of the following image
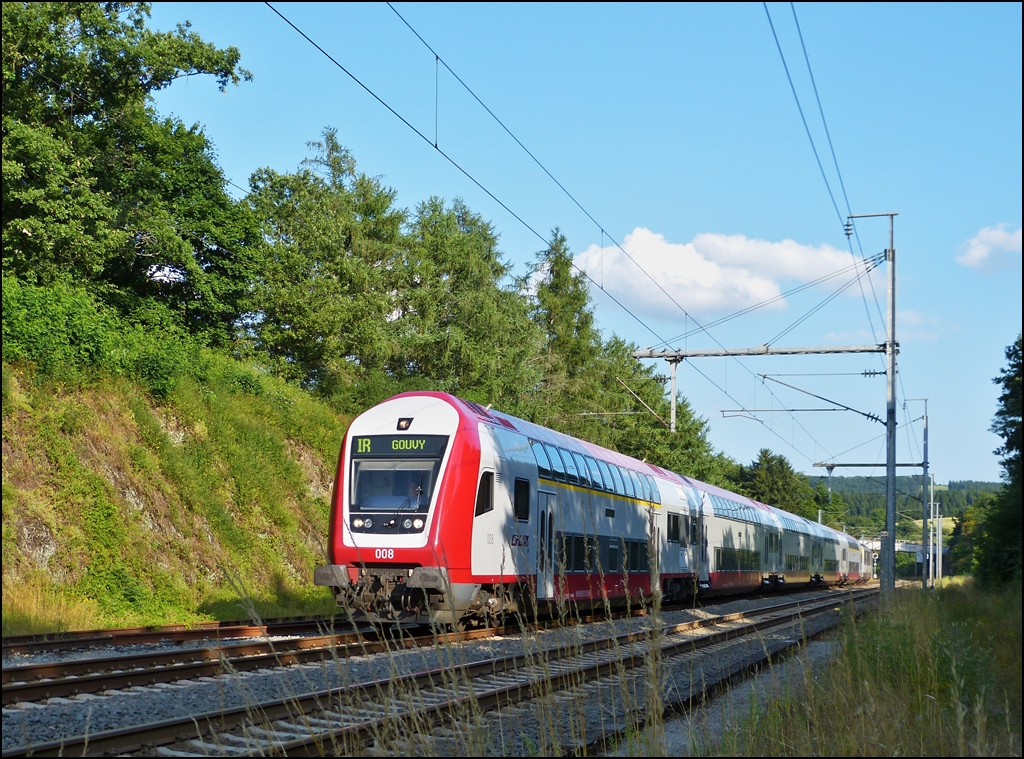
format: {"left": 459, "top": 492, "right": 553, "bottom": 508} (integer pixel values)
{"left": 314, "top": 393, "right": 492, "bottom": 627}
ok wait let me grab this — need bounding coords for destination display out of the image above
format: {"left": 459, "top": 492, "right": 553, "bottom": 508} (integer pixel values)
{"left": 350, "top": 434, "right": 449, "bottom": 458}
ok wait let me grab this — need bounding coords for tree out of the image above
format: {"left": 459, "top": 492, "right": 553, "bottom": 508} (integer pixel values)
{"left": 247, "top": 130, "right": 401, "bottom": 393}
{"left": 533, "top": 229, "right": 598, "bottom": 379}
{"left": 733, "top": 448, "right": 816, "bottom": 520}
{"left": 388, "top": 196, "right": 541, "bottom": 409}
{"left": 947, "top": 495, "right": 993, "bottom": 576}
{"left": 2, "top": 2, "right": 257, "bottom": 343}
{"left": 974, "top": 334, "right": 1022, "bottom": 586}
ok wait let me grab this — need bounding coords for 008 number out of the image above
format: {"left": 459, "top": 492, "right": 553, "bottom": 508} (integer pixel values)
{"left": 374, "top": 548, "right": 394, "bottom": 560}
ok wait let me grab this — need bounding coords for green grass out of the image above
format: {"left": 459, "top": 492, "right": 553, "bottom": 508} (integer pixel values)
{"left": 2, "top": 358, "right": 348, "bottom": 635}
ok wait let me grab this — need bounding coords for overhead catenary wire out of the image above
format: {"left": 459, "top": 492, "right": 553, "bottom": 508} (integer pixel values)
{"left": 763, "top": 256, "right": 884, "bottom": 346}
{"left": 786, "top": 1, "right": 884, "bottom": 340}
{"left": 273, "top": 3, "right": 854, "bottom": 470}
{"left": 765, "top": 3, "right": 886, "bottom": 359}
{"left": 383, "top": 2, "right": 843, "bottom": 465}
{"left": 659, "top": 251, "right": 885, "bottom": 347}
{"left": 262, "top": 2, "right": 661, "bottom": 350}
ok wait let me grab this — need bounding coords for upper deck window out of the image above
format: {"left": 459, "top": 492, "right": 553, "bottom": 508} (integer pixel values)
{"left": 571, "top": 452, "right": 592, "bottom": 488}
{"left": 584, "top": 456, "right": 605, "bottom": 490}
{"left": 530, "top": 441, "right": 551, "bottom": 479}
{"left": 543, "top": 443, "right": 567, "bottom": 482}
{"left": 608, "top": 464, "right": 626, "bottom": 495}
{"left": 596, "top": 460, "right": 614, "bottom": 492}
{"left": 559, "top": 448, "right": 581, "bottom": 485}
{"left": 645, "top": 474, "right": 661, "bottom": 504}
{"left": 619, "top": 467, "right": 636, "bottom": 498}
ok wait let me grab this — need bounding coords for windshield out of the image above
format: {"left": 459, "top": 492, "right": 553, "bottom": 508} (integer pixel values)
{"left": 351, "top": 459, "right": 440, "bottom": 512}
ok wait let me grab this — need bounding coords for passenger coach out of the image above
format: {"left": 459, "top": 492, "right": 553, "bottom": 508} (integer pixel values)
{"left": 314, "top": 392, "right": 871, "bottom": 627}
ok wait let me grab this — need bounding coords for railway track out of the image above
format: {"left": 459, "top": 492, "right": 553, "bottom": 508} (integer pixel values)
{"left": 2, "top": 587, "right": 878, "bottom": 757}
{"left": 1, "top": 625, "right": 500, "bottom": 706}
{"left": 1, "top": 617, "right": 360, "bottom": 656}
{"left": 1, "top": 583, "right": 862, "bottom": 706}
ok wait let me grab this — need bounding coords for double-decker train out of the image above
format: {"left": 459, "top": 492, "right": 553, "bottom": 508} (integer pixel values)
{"left": 314, "top": 392, "right": 873, "bottom": 627}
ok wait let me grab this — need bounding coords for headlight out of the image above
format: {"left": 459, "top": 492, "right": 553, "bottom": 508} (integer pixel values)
{"left": 402, "top": 518, "right": 413, "bottom": 529}
{"left": 412, "top": 518, "right": 424, "bottom": 530}
{"left": 352, "top": 518, "right": 364, "bottom": 528}
{"left": 363, "top": 517, "right": 373, "bottom": 529}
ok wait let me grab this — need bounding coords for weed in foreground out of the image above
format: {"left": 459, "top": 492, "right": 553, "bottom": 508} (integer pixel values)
{"left": 728, "top": 581, "right": 1022, "bottom": 757}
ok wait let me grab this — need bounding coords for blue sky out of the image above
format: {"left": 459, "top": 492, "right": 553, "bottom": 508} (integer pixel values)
{"left": 149, "top": 2, "right": 1022, "bottom": 484}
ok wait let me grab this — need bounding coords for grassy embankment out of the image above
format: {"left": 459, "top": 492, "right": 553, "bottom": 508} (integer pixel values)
{"left": 2, "top": 358, "right": 349, "bottom": 635}
{"left": 709, "top": 579, "right": 1022, "bottom": 756}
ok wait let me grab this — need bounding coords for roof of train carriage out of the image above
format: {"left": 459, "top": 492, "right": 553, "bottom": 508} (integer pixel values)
{"left": 401, "top": 392, "right": 867, "bottom": 546}
{"left": 400, "top": 391, "right": 689, "bottom": 486}
{"left": 677, "top": 476, "right": 780, "bottom": 529}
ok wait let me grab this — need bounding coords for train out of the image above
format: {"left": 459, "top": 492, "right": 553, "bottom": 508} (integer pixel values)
{"left": 314, "top": 391, "right": 873, "bottom": 627}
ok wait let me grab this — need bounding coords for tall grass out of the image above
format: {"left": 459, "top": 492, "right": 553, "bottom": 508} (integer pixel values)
{"left": 729, "top": 579, "right": 1022, "bottom": 756}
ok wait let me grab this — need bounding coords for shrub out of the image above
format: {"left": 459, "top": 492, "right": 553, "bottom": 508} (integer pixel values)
{"left": 2, "top": 272, "right": 196, "bottom": 397}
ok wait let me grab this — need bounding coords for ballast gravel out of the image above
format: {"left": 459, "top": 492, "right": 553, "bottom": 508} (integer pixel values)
{"left": 1, "top": 586, "right": 859, "bottom": 753}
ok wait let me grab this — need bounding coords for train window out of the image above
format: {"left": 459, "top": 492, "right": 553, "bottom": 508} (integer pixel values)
{"left": 626, "top": 471, "right": 643, "bottom": 499}
{"left": 514, "top": 478, "right": 530, "bottom": 521}
{"left": 618, "top": 467, "right": 634, "bottom": 497}
{"left": 587, "top": 536, "right": 599, "bottom": 572}
{"left": 627, "top": 540, "right": 649, "bottom": 572}
{"left": 573, "top": 535, "right": 586, "bottom": 572}
{"left": 530, "top": 441, "right": 552, "bottom": 479}
{"left": 632, "top": 471, "right": 649, "bottom": 501}
{"left": 474, "top": 471, "right": 494, "bottom": 516}
{"left": 606, "top": 465, "right": 622, "bottom": 493}
{"left": 626, "top": 470, "right": 641, "bottom": 499}
{"left": 558, "top": 448, "right": 581, "bottom": 485}
{"left": 584, "top": 456, "right": 605, "bottom": 490}
{"left": 607, "top": 537, "right": 621, "bottom": 573}
{"left": 543, "top": 444, "right": 567, "bottom": 482}
{"left": 667, "top": 513, "right": 680, "bottom": 543}
{"left": 571, "top": 452, "right": 592, "bottom": 488}
{"left": 351, "top": 459, "right": 439, "bottom": 512}
{"left": 637, "top": 472, "right": 653, "bottom": 502}
{"left": 597, "top": 460, "right": 615, "bottom": 492}
{"left": 645, "top": 474, "right": 661, "bottom": 504}
{"left": 558, "top": 534, "right": 570, "bottom": 572}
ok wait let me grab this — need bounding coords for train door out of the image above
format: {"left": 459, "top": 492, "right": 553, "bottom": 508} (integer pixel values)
{"left": 765, "top": 531, "right": 780, "bottom": 575}
{"left": 698, "top": 500, "right": 710, "bottom": 589}
{"left": 537, "top": 491, "right": 556, "bottom": 600}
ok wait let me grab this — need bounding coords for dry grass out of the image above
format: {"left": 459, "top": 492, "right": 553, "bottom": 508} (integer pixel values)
{"left": 723, "top": 579, "right": 1022, "bottom": 757}
{"left": 1, "top": 573, "right": 99, "bottom": 636}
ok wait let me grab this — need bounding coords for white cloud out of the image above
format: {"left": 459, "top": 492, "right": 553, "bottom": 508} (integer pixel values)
{"left": 956, "top": 223, "right": 1022, "bottom": 271}
{"left": 575, "top": 228, "right": 869, "bottom": 318}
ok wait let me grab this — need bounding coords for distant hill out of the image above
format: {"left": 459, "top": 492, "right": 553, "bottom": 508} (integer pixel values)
{"left": 807, "top": 475, "right": 1000, "bottom": 520}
